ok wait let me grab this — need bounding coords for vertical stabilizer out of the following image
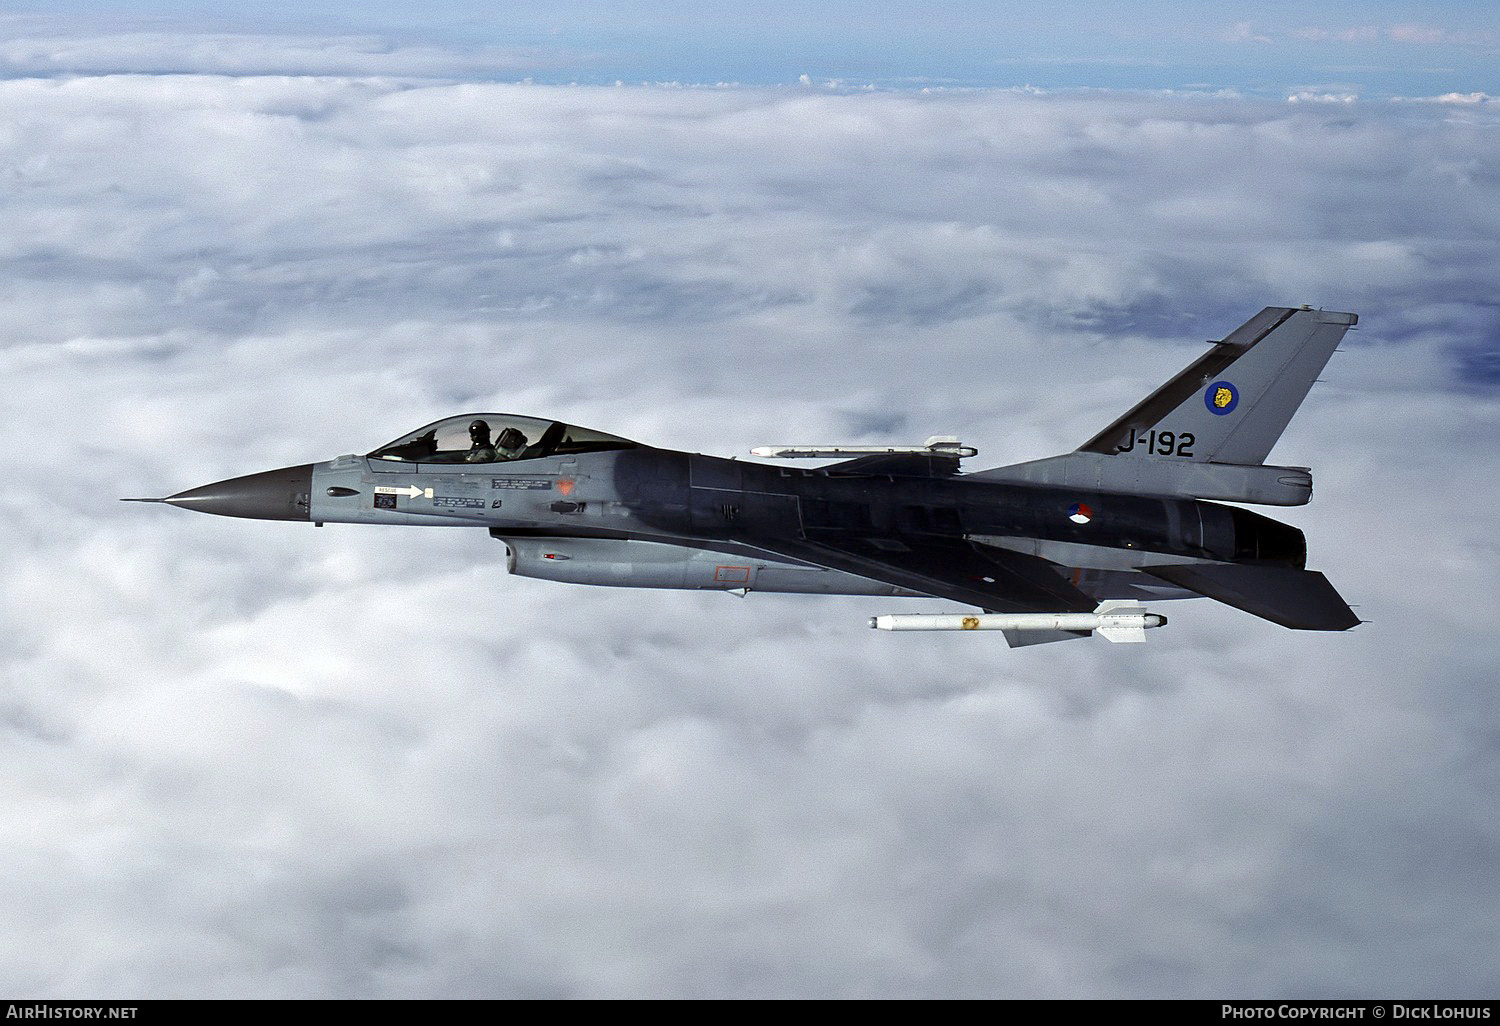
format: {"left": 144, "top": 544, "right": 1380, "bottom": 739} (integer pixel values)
{"left": 972, "top": 306, "right": 1356, "bottom": 505}
{"left": 1078, "top": 306, "right": 1356, "bottom": 466}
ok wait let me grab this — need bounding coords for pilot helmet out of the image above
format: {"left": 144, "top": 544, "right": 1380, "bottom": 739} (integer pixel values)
{"left": 468, "top": 419, "right": 492, "bottom": 444}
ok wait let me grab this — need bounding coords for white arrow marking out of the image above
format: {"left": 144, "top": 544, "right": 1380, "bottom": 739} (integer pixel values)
{"left": 373, "top": 485, "right": 426, "bottom": 499}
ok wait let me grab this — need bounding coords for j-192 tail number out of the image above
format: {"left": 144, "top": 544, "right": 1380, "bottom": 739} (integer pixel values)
{"left": 1116, "top": 429, "right": 1194, "bottom": 457}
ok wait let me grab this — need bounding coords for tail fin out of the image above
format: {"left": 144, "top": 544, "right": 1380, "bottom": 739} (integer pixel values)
{"left": 1078, "top": 306, "right": 1356, "bottom": 464}
{"left": 973, "top": 306, "right": 1356, "bottom": 505}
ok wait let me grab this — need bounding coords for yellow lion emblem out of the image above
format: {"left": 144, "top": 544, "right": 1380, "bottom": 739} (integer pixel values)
{"left": 1213, "top": 386, "right": 1234, "bottom": 409}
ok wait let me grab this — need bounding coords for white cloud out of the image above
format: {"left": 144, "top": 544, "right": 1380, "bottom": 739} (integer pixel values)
{"left": 1235, "top": 21, "right": 1495, "bottom": 50}
{"left": 1392, "top": 91, "right": 1499, "bottom": 106}
{"left": 1286, "top": 89, "right": 1358, "bottom": 104}
{"left": 1385, "top": 23, "right": 1494, "bottom": 48}
{"left": 1287, "top": 26, "right": 1383, "bottom": 44}
{"left": 0, "top": 30, "right": 572, "bottom": 79}
{"left": 1, "top": 66, "right": 1499, "bottom": 997}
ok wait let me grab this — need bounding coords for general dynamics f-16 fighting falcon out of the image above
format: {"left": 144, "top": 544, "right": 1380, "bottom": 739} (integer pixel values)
{"left": 127, "top": 306, "right": 1361, "bottom": 647}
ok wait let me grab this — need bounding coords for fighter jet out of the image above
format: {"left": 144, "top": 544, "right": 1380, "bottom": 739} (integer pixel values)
{"left": 127, "top": 306, "right": 1361, "bottom": 647}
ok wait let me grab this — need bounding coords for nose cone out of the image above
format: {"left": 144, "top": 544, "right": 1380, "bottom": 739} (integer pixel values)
{"left": 164, "top": 464, "right": 313, "bottom": 521}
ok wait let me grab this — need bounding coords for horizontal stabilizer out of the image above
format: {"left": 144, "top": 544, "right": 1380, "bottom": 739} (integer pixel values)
{"left": 1143, "top": 563, "right": 1359, "bottom": 631}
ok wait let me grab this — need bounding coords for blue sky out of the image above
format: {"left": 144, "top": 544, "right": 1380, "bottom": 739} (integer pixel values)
{"left": 2, "top": 2, "right": 1498, "bottom": 1000}
{"left": 9, "top": 1, "right": 1500, "bottom": 95}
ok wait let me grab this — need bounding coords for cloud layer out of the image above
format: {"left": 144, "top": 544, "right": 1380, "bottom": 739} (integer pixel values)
{"left": 2, "top": 72, "right": 1498, "bottom": 997}
{"left": 6, "top": 7, "right": 1499, "bottom": 96}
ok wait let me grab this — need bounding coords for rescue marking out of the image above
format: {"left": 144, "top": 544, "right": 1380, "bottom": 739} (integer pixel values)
{"left": 373, "top": 484, "right": 429, "bottom": 499}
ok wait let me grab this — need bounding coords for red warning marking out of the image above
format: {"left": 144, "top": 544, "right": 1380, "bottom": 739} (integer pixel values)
{"left": 714, "top": 565, "right": 751, "bottom": 584}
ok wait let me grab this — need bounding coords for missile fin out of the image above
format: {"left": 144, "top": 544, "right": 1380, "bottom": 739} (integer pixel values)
{"left": 1096, "top": 625, "right": 1148, "bottom": 643}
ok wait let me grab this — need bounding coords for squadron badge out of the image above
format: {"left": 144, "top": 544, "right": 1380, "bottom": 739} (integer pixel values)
{"left": 1205, "top": 380, "right": 1239, "bottom": 415}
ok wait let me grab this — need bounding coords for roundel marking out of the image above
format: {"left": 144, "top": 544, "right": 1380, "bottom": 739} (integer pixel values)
{"left": 1205, "top": 381, "right": 1239, "bottom": 415}
{"left": 1067, "top": 501, "right": 1093, "bottom": 525}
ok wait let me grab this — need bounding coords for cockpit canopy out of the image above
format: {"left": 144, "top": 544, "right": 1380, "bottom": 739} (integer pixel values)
{"left": 368, "top": 414, "right": 637, "bottom": 465}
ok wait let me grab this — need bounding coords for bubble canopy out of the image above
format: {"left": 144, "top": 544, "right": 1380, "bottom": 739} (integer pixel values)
{"left": 368, "top": 414, "right": 637, "bottom": 465}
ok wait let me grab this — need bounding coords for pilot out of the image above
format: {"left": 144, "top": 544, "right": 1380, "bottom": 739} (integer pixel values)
{"left": 495, "top": 427, "right": 528, "bottom": 461}
{"left": 466, "top": 419, "right": 497, "bottom": 463}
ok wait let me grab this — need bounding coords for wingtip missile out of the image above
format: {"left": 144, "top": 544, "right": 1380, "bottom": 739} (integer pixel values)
{"left": 751, "top": 436, "right": 978, "bottom": 459}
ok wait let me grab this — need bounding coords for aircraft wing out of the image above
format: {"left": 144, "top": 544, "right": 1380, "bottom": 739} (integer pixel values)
{"left": 754, "top": 534, "right": 1097, "bottom": 614}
